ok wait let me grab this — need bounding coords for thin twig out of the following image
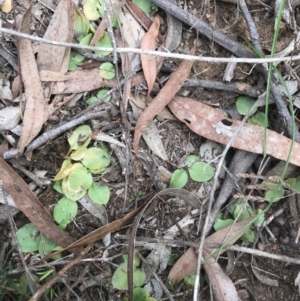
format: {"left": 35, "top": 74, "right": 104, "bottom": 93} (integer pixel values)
{"left": 3, "top": 108, "right": 110, "bottom": 159}
{"left": 0, "top": 186, "right": 38, "bottom": 296}
{"left": 193, "top": 101, "right": 259, "bottom": 300}
{"left": 115, "top": 235, "right": 300, "bottom": 265}
{"left": 137, "top": 253, "right": 175, "bottom": 301}
{"left": 239, "top": 0, "right": 264, "bottom": 53}
{"left": 0, "top": 27, "right": 300, "bottom": 63}
{"left": 28, "top": 244, "right": 92, "bottom": 301}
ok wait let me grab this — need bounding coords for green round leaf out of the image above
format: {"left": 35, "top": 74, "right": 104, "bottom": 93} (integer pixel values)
{"left": 53, "top": 181, "right": 63, "bottom": 194}
{"left": 62, "top": 178, "right": 87, "bottom": 201}
{"left": 185, "top": 154, "right": 198, "bottom": 167}
{"left": 70, "top": 146, "right": 87, "bottom": 161}
{"left": 83, "top": 0, "right": 104, "bottom": 20}
{"left": 38, "top": 236, "right": 57, "bottom": 257}
{"left": 88, "top": 183, "right": 110, "bottom": 204}
{"left": 184, "top": 273, "right": 197, "bottom": 287}
{"left": 99, "top": 62, "right": 115, "bottom": 79}
{"left": 133, "top": 269, "right": 146, "bottom": 287}
{"left": 74, "top": 10, "right": 90, "bottom": 41}
{"left": 188, "top": 162, "right": 214, "bottom": 182}
{"left": 86, "top": 89, "right": 111, "bottom": 105}
{"left": 133, "top": 287, "right": 149, "bottom": 301}
{"left": 248, "top": 111, "right": 266, "bottom": 126}
{"left": 169, "top": 169, "right": 188, "bottom": 188}
{"left": 112, "top": 268, "right": 128, "bottom": 290}
{"left": 213, "top": 213, "right": 234, "bottom": 231}
{"left": 79, "top": 33, "right": 92, "bottom": 46}
{"left": 95, "top": 32, "right": 112, "bottom": 56}
{"left": 286, "top": 176, "right": 300, "bottom": 193}
{"left": 86, "top": 96, "right": 98, "bottom": 105}
{"left": 68, "top": 125, "right": 92, "bottom": 150}
{"left": 61, "top": 164, "right": 92, "bottom": 202}
{"left": 233, "top": 202, "right": 252, "bottom": 221}
{"left": 67, "top": 163, "right": 93, "bottom": 191}
{"left": 96, "top": 89, "right": 111, "bottom": 102}
{"left": 68, "top": 51, "right": 85, "bottom": 71}
{"left": 236, "top": 96, "right": 257, "bottom": 116}
{"left": 241, "top": 230, "right": 255, "bottom": 243}
{"left": 254, "top": 209, "right": 264, "bottom": 227}
{"left": 264, "top": 188, "right": 284, "bottom": 202}
{"left": 132, "top": 0, "right": 157, "bottom": 18}
{"left": 82, "top": 147, "right": 111, "bottom": 170}
{"left": 16, "top": 223, "right": 41, "bottom": 253}
{"left": 53, "top": 197, "right": 78, "bottom": 227}
{"left": 263, "top": 181, "right": 284, "bottom": 202}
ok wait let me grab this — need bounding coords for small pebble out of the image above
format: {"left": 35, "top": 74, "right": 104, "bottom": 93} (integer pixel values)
{"left": 257, "top": 242, "right": 266, "bottom": 251}
{"left": 279, "top": 235, "right": 289, "bottom": 245}
{"left": 274, "top": 217, "right": 285, "bottom": 226}
{"left": 271, "top": 226, "right": 280, "bottom": 236}
{"left": 289, "top": 228, "right": 298, "bottom": 238}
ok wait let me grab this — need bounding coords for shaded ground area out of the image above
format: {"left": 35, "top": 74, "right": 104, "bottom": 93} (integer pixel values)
{"left": 1, "top": 0, "right": 300, "bottom": 300}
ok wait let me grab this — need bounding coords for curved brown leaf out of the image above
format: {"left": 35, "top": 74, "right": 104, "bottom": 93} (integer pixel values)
{"left": 133, "top": 47, "right": 195, "bottom": 155}
{"left": 140, "top": 14, "right": 160, "bottom": 97}
{"left": 168, "top": 217, "right": 254, "bottom": 283}
{"left": 203, "top": 252, "right": 239, "bottom": 301}
{"left": 169, "top": 96, "right": 300, "bottom": 166}
{"left": 17, "top": 6, "right": 47, "bottom": 153}
{"left": 0, "top": 158, "right": 79, "bottom": 254}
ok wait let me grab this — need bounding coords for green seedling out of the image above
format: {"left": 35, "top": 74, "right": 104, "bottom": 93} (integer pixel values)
{"left": 83, "top": 0, "right": 104, "bottom": 20}
{"left": 15, "top": 223, "right": 62, "bottom": 258}
{"left": 214, "top": 199, "right": 264, "bottom": 242}
{"left": 53, "top": 196, "right": 78, "bottom": 229}
{"left": 70, "top": 0, "right": 120, "bottom": 71}
{"left": 262, "top": 181, "right": 285, "bottom": 202}
{"left": 129, "top": 190, "right": 144, "bottom": 203}
{"left": 54, "top": 125, "right": 111, "bottom": 203}
{"left": 68, "top": 51, "right": 85, "bottom": 71}
{"left": 16, "top": 223, "right": 41, "bottom": 253}
{"left": 88, "top": 182, "right": 110, "bottom": 205}
{"left": 236, "top": 96, "right": 267, "bottom": 127}
{"left": 68, "top": 125, "right": 92, "bottom": 151}
{"left": 169, "top": 155, "right": 215, "bottom": 188}
{"left": 86, "top": 89, "right": 111, "bottom": 105}
{"left": 112, "top": 254, "right": 146, "bottom": 290}
{"left": 132, "top": 0, "right": 158, "bottom": 19}
{"left": 188, "top": 162, "right": 214, "bottom": 182}
{"left": 248, "top": 111, "right": 266, "bottom": 127}
{"left": 95, "top": 32, "right": 112, "bottom": 56}
{"left": 99, "top": 62, "right": 116, "bottom": 79}
{"left": 236, "top": 96, "right": 257, "bottom": 116}
{"left": 169, "top": 169, "right": 188, "bottom": 188}
{"left": 0, "top": 268, "right": 38, "bottom": 301}
{"left": 74, "top": 9, "right": 90, "bottom": 41}
{"left": 82, "top": 0, "right": 118, "bottom": 25}
{"left": 112, "top": 254, "right": 157, "bottom": 301}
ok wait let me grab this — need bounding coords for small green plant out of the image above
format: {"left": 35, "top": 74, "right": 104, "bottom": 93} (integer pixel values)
{"left": 14, "top": 223, "right": 63, "bottom": 257}
{"left": 213, "top": 199, "right": 264, "bottom": 242}
{"left": 112, "top": 254, "right": 157, "bottom": 301}
{"left": 236, "top": 95, "right": 267, "bottom": 127}
{"left": 0, "top": 268, "right": 38, "bottom": 301}
{"left": 16, "top": 125, "right": 112, "bottom": 256}
{"left": 99, "top": 62, "right": 116, "bottom": 79}
{"left": 52, "top": 125, "right": 111, "bottom": 231}
{"left": 86, "top": 89, "right": 111, "bottom": 105}
{"left": 169, "top": 155, "right": 215, "bottom": 188}
{"left": 132, "top": 0, "right": 158, "bottom": 19}
{"left": 213, "top": 175, "right": 300, "bottom": 242}
{"left": 69, "top": 1, "right": 118, "bottom": 72}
